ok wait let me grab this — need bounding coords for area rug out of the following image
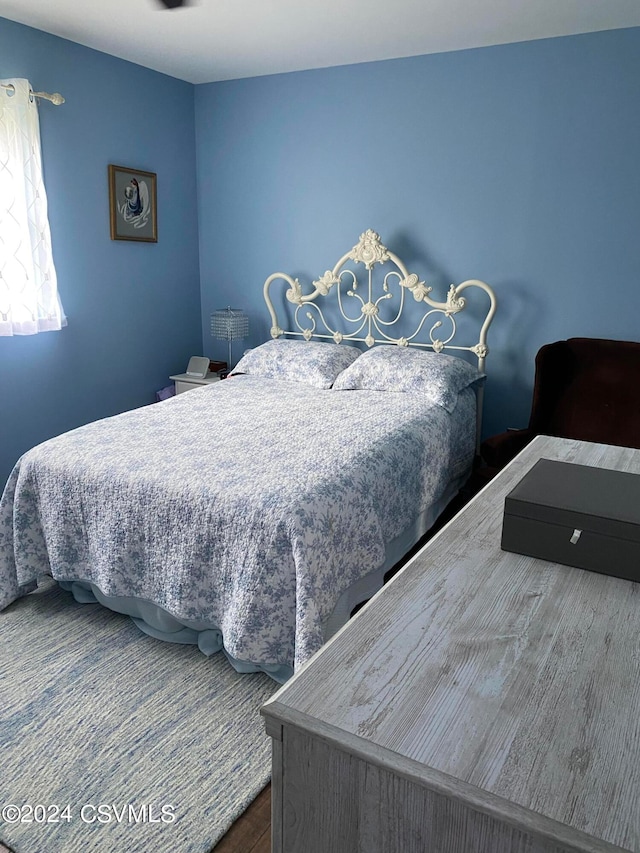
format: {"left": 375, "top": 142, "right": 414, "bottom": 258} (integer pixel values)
{"left": 0, "top": 579, "right": 278, "bottom": 853}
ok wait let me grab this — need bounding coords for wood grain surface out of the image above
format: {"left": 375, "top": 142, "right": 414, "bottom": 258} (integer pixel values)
{"left": 263, "top": 437, "right": 640, "bottom": 852}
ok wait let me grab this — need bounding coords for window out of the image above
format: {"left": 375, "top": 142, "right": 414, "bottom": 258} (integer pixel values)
{"left": 0, "top": 78, "right": 66, "bottom": 336}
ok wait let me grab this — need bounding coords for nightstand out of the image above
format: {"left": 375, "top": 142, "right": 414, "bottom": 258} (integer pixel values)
{"left": 169, "top": 373, "right": 221, "bottom": 394}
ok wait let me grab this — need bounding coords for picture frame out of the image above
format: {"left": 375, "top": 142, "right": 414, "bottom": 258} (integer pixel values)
{"left": 108, "top": 164, "right": 157, "bottom": 242}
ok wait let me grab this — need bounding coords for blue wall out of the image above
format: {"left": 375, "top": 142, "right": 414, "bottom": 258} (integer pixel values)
{"left": 2, "top": 22, "right": 640, "bottom": 488}
{"left": 0, "top": 18, "right": 202, "bottom": 486}
{"left": 195, "top": 27, "right": 640, "bottom": 440}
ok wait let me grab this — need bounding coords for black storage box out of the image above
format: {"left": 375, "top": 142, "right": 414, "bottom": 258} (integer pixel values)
{"left": 501, "top": 458, "right": 640, "bottom": 582}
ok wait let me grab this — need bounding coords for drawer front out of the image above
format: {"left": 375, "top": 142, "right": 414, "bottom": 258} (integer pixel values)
{"left": 174, "top": 380, "right": 195, "bottom": 394}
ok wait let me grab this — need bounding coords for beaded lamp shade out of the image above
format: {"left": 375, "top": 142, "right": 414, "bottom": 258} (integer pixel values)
{"left": 210, "top": 307, "right": 249, "bottom": 368}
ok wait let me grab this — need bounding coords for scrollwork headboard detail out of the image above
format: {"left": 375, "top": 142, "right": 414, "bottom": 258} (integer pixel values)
{"left": 263, "top": 229, "right": 497, "bottom": 448}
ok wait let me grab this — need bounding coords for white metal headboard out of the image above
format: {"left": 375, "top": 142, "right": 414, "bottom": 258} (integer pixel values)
{"left": 263, "top": 229, "right": 497, "bottom": 448}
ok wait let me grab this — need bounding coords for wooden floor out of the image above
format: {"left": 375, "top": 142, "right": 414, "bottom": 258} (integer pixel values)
{"left": 214, "top": 783, "right": 271, "bottom": 852}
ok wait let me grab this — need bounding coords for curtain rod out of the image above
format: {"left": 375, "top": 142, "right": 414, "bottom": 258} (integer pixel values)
{"left": 1, "top": 83, "right": 65, "bottom": 105}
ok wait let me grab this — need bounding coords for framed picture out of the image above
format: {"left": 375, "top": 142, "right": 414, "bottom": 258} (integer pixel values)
{"left": 108, "top": 164, "right": 157, "bottom": 242}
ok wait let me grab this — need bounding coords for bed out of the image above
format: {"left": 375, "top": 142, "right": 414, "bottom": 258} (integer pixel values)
{"left": 0, "top": 230, "right": 497, "bottom": 682}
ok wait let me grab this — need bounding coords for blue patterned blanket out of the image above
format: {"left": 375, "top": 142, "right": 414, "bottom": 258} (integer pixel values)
{"left": 0, "top": 377, "right": 473, "bottom": 674}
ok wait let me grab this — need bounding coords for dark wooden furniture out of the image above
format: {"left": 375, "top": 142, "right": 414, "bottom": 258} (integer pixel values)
{"left": 482, "top": 337, "right": 640, "bottom": 474}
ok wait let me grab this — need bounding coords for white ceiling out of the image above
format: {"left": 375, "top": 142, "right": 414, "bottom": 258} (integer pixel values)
{"left": 1, "top": 0, "right": 640, "bottom": 85}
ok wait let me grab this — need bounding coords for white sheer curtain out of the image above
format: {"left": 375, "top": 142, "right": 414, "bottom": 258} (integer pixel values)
{"left": 0, "top": 78, "right": 66, "bottom": 335}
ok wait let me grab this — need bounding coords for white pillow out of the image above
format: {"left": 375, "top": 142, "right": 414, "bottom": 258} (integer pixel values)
{"left": 332, "top": 346, "right": 485, "bottom": 412}
{"left": 231, "top": 339, "right": 362, "bottom": 389}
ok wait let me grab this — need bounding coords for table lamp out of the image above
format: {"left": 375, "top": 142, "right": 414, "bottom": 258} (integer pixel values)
{"left": 211, "top": 307, "right": 249, "bottom": 369}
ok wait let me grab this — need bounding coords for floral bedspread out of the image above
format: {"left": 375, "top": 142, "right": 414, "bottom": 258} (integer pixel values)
{"left": 0, "top": 376, "right": 474, "bottom": 673}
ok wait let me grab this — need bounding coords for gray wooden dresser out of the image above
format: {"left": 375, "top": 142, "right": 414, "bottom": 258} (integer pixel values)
{"left": 261, "top": 436, "right": 640, "bottom": 853}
